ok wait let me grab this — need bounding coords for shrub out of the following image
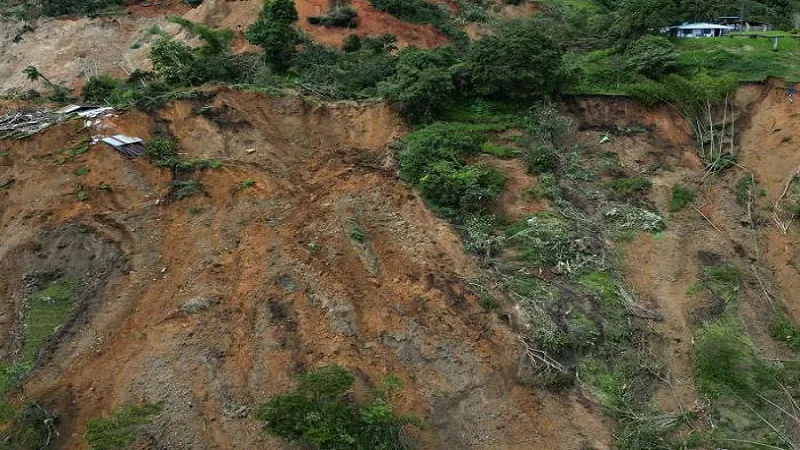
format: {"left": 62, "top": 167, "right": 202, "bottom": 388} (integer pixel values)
{"left": 525, "top": 145, "right": 560, "bottom": 174}
{"left": 505, "top": 213, "right": 591, "bottom": 269}
{"left": 734, "top": 175, "right": 755, "bottom": 205}
{"left": 1, "top": 403, "right": 58, "bottom": 449}
{"left": 308, "top": 6, "right": 357, "bottom": 27}
{"left": 607, "top": 176, "right": 651, "bottom": 198}
{"left": 623, "top": 35, "right": 677, "bottom": 77}
{"left": 669, "top": 183, "right": 695, "bottom": 211}
{"left": 467, "top": 21, "right": 563, "bottom": 99}
{"left": 349, "top": 225, "right": 366, "bottom": 242}
{"left": 694, "top": 319, "right": 775, "bottom": 399}
{"left": 462, "top": 214, "right": 503, "bottom": 259}
{"left": 149, "top": 37, "right": 202, "bottom": 86}
{"left": 370, "top": 0, "right": 447, "bottom": 25}
{"left": 171, "top": 180, "right": 203, "bottom": 199}
{"left": 399, "top": 123, "right": 487, "bottom": 183}
{"left": 258, "top": 365, "right": 415, "bottom": 450}
{"left": 379, "top": 46, "right": 457, "bottom": 122}
{"left": 418, "top": 161, "right": 505, "bottom": 215}
{"left": 237, "top": 178, "right": 256, "bottom": 189}
{"left": 343, "top": 34, "right": 362, "bottom": 52}
{"left": 81, "top": 75, "right": 119, "bottom": 103}
{"left": 294, "top": 43, "right": 396, "bottom": 99}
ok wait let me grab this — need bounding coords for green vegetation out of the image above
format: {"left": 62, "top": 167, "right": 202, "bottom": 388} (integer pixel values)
{"left": 237, "top": 178, "right": 256, "bottom": 190}
{"left": 398, "top": 122, "right": 509, "bottom": 217}
{"left": 369, "top": 0, "right": 462, "bottom": 39}
{"left": 349, "top": 225, "right": 367, "bottom": 242}
{"left": 74, "top": 166, "right": 90, "bottom": 176}
{"left": 769, "top": 311, "right": 800, "bottom": 350}
{"left": 85, "top": 403, "right": 162, "bottom": 450}
{"left": 607, "top": 176, "right": 651, "bottom": 198}
{"left": 246, "top": 0, "right": 299, "bottom": 71}
{"left": 669, "top": 183, "right": 695, "bottom": 211}
{"left": 0, "top": 280, "right": 78, "bottom": 447}
{"left": 467, "top": 21, "right": 564, "bottom": 99}
{"left": 481, "top": 143, "right": 516, "bottom": 158}
{"left": 73, "top": 184, "right": 89, "bottom": 202}
{"left": 22, "top": 280, "right": 76, "bottom": 363}
{"left": 171, "top": 180, "right": 203, "bottom": 199}
{"left": 688, "top": 261, "right": 800, "bottom": 449}
{"left": 258, "top": 365, "right": 417, "bottom": 449}
{"left": 735, "top": 175, "right": 756, "bottom": 204}
{"left": 308, "top": 5, "right": 357, "bottom": 27}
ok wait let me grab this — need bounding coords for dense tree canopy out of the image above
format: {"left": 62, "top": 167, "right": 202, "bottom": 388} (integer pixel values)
{"left": 246, "top": 0, "right": 300, "bottom": 70}
{"left": 467, "top": 22, "right": 564, "bottom": 99}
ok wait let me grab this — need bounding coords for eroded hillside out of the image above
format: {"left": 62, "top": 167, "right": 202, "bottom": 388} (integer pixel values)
{"left": 0, "top": 90, "right": 617, "bottom": 449}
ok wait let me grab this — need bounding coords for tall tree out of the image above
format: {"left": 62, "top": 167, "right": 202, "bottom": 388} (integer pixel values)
{"left": 467, "top": 21, "right": 564, "bottom": 99}
{"left": 246, "top": 0, "right": 299, "bottom": 71}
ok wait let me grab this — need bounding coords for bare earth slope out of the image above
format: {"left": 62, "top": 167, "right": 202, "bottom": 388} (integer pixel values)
{"left": 0, "top": 90, "right": 608, "bottom": 449}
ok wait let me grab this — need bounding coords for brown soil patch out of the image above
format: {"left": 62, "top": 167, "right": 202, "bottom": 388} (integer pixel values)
{"left": 0, "top": 90, "right": 605, "bottom": 449}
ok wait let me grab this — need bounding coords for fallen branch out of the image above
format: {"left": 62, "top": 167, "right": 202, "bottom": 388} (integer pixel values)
{"left": 691, "top": 204, "right": 723, "bottom": 234}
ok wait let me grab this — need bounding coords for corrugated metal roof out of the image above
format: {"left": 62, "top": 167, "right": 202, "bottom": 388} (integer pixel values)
{"left": 101, "top": 134, "right": 145, "bottom": 157}
{"left": 114, "top": 134, "right": 143, "bottom": 144}
{"left": 101, "top": 136, "right": 125, "bottom": 147}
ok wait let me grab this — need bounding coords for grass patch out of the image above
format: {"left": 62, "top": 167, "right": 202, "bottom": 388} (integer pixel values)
{"left": 257, "top": 365, "right": 417, "bottom": 449}
{"left": 481, "top": 143, "right": 517, "bottom": 158}
{"left": 701, "top": 264, "right": 740, "bottom": 305}
{"left": 85, "top": 403, "right": 162, "bottom": 450}
{"left": 769, "top": 311, "right": 800, "bottom": 351}
{"left": 22, "top": 279, "right": 76, "bottom": 364}
{"left": 237, "top": 178, "right": 255, "bottom": 190}
{"left": 669, "top": 183, "right": 696, "bottom": 211}
{"left": 674, "top": 36, "right": 800, "bottom": 83}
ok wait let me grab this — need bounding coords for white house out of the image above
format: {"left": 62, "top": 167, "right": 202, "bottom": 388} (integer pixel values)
{"left": 671, "top": 23, "right": 734, "bottom": 38}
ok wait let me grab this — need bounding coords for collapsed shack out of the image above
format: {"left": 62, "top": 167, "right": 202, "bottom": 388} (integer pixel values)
{"left": 0, "top": 104, "right": 115, "bottom": 140}
{"left": 99, "top": 135, "right": 145, "bottom": 157}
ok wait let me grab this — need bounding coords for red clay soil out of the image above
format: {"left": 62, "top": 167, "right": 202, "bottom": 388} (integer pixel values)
{"left": 0, "top": 89, "right": 609, "bottom": 450}
{"left": 181, "top": 0, "right": 449, "bottom": 49}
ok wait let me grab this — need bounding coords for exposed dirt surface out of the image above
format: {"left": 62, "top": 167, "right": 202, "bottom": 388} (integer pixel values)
{"left": 0, "top": 89, "right": 611, "bottom": 449}
{"left": 570, "top": 82, "right": 800, "bottom": 417}
{"left": 0, "top": 16, "right": 165, "bottom": 92}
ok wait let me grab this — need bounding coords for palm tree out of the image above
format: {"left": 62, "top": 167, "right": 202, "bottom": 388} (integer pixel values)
{"left": 23, "top": 65, "right": 57, "bottom": 91}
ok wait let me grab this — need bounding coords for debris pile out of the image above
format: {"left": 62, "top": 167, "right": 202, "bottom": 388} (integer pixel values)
{"left": 0, "top": 104, "right": 116, "bottom": 139}
{"left": 0, "top": 109, "right": 64, "bottom": 139}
